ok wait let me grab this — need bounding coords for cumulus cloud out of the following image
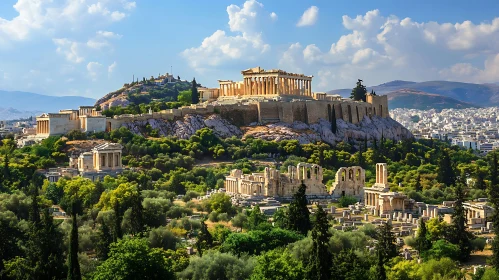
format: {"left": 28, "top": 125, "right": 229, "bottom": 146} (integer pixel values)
{"left": 53, "top": 38, "right": 85, "bottom": 63}
{"left": 108, "top": 61, "right": 117, "bottom": 75}
{"left": 280, "top": 9, "right": 499, "bottom": 90}
{"left": 0, "top": 0, "right": 135, "bottom": 46}
{"left": 87, "top": 61, "right": 103, "bottom": 80}
{"left": 296, "top": 6, "right": 319, "bottom": 27}
{"left": 182, "top": 0, "right": 274, "bottom": 71}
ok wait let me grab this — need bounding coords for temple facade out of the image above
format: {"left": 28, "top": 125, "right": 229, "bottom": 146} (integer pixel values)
{"left": 68, "top": 142, "right": 123, "bottom": 181}
{"left": 364, "top": 163, "right": 416, "bottom": 216}
{"left": 36, "top": 106, "right": 106, "bottom": 136}
{"left": 225, "top": 163, "right": 328, "bottom": 197}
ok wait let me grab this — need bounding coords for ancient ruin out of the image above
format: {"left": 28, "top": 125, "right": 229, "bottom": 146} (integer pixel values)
{"left": 364, "top": 163, "right": 417, "bottom": 216}
{"left": 331, "top": 166, "right": 365, "bottom": 201}
{"left": 225, "top": 162, "right": 328, "bottom": 197}
{"left": 35, "top": 67, "right": 392, "bottom": 138}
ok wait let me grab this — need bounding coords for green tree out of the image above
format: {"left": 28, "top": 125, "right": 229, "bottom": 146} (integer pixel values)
{"left": 287, "top": 182, "right": 311, "bottom": 235}
{"left": 377, "top": 223, "right": 398, "bottom": 263}
{"left": 350, "top": 79, "right": 367, "bottom": 102}
{"left": 331, "top": 250, "right": 370, "bottom": 280}
{"left": 423, "top": 240, "right": 460, "bottom": 261}
{"left": 338, "top": 195, "right": 358, "bottom": 207}
{"left": 247, "top": 205, "right": 267, "bottom": 230}
{"left": 178, "top": 250, "right": 254, "bottom": 280}
{"left": 414, "top": 174, "right": 422, "bottom": 192}
{"left": 231, "top": 212, "right": 248, "bottom": 230}
{"left": 372, "top": 248, "right": 387, "bottom": 280}
{"left": 196, "top": 218, "right": 213, "bottom": 257}
{"left": 250, "top": 249, "right": 306, "bottom": 280}
{"left": 130, "top": 191, "right": 144, "bottom": 236}
{"left": 191, "top": 78, "right": 199, "bottom": 104}
{"left": 96, "top": 221, "right": 113, "bottom": 260}
{"left": 308, "top": 205, "right": 332, "bottom": 280}
{"left": 437, "top": 149, "right": 455, "bottom": 187}
{"left": 448, "top": 183, "right": 474, "bottom": 261}
{"left": 94, "top": 238, "right": 175, "bottom": 280}
{"left": 177, "top": 90, "right": 192, "bottom": 104}
{"left": 416, "top": 218, "right": 431, "bottom": 255}
{"left": 489, "top": 152, "right": 499, "bottom": 269}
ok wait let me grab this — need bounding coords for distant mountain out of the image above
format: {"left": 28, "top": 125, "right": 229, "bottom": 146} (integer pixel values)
{"left": 0, "top": 107, "right": 43, "bottom": 120}
{"left": 386, "top": 89, "right": 479, "bottom": 110}
{"left": 328, "top": 80, "right": 499, "bottom": 107}
{"left": 0, "top": 91, "right": 95, "bottom": 113}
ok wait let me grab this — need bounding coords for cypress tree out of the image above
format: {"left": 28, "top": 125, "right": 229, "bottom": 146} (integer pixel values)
{"left": 415, "top": 174, "right": 422, "bottom": 192}
{"left": 364, "top": 136, "right": 368, "bottom": 152}
{"left": 358, "top": 145, "right": 364, "bottom": 167}
{"left": 67, "top": 203, "right": 82, "bottom": 280}
{"left": 113, "top": 203, "right": 123, "bottom": 241}
{"left": 96, "top": 221, "right": 113, "bottom": 260}
{"left": 416, "top": 218, "right": 431, "bottom": 255}
{"left": 489, "top": 152, "right": 499, "bottom": 269}
{"left": 373, "top": 248, "right": 387, "bottom": 280}
{"left": 437, "top": 149, "right": 456, "bottom": 187}
{"left": 195, "top": 218, "right": 213, "bottom": 257}
{"left": 309, "top": 205, "right": 332, "bottom": 280}
{"left": 191, "top": 78, "right": 199, "bottom": 104}
{"left": 331, "top": 106, "right": 337, "bottom": 134}
{"left": 3, "top": 154, "right": 10, "bottom": 185}
{"left": 377, "top": 223, "right": 397, "bottom": 263}
{"left": 475, "top": 167, "right": 486, "bottom": 190}
{"left": 287, "top": 182, "right": 311, "bottom": 235}
{"left": 130, "top": 190, "right": 144, "bottom": 236}
{"left": 449, "top": 183, "right": 474, "bottom": 261}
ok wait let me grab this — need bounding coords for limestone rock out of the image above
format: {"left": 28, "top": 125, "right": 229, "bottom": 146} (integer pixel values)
{"left": 119, "top": 114, "right": 411, "bottom": 144}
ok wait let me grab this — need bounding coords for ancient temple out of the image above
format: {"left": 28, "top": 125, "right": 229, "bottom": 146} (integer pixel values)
{"left": 217, "top": 67, "right": 313, "bottom": 99}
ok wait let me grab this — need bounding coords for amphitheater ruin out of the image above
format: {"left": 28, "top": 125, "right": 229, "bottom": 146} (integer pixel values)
{"left": 35, "top": 66, "right": 390, "bottom": 138}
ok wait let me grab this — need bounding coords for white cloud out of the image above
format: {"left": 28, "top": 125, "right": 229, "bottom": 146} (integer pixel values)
{"left": 296, "top": 6, "right": 319, "bottom": 27}
{"left": 122, "top": 1, "right": 136, "bottom": 10}
{"left": 97, "top": 30, "right": 122, "bottom": 39}
{"left": 0, "top": 0, "right": 135, "bottom": 46}
{"left": 53, "top": 38, "right": 84, "bottom": 63}
{"left": 86, "top": 38, "right": 109, "bottom": 50}
{"left": 182, "top": 0, "right": 274, "bottom": 71}
{"left": 111, "top": 11, "right": 126, "bottom": 21}
{"left": 108, "top": 61, "right": 117, "bottom": 75}
{"left": 270, "top": 12, "right": 278, "bottom": 21}
{"left": 279, "top": 10, "right": 499, "bottom": 90}
{"left": 87, "top": 61, "right": 103, "bottom": 80}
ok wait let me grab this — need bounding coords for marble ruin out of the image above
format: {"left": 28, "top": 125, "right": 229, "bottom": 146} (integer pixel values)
{"left": 364, "top": 163, "right": 416, "bottom": 216}
{"left": 35, "top": 66, "right": 393, "bottom": 139}
{"left": 68, "top": 143, "right": 123, "bottom": 181}
{"left": 331, "top": 166, "right": 365, "bottom": 201}
{"left": 225, "top": 163, "right": 328, "bottom": 197}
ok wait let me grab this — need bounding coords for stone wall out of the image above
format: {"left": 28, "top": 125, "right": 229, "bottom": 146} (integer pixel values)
{"left": 84, "top": 117, "right": 107, "bottom": 133}
{"left": 218, "top": 104, "right": 259, "bottom": 126}
{"left": 49, "top": 115, "right": 79, "bottom": 135}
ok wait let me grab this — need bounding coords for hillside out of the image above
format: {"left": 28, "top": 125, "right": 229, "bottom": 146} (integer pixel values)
{"left": 386, "top": 89, "right": 479, "bottom": 110}
{"left": 0, "top": 107, "right": 43, "bottom": 120}
{"left": 328, "top": 80, "right": 499, "bottom": 107}
{"left": 0, "top": 90, "right": 95, "bottom": 113}
{"left": 95, "top": 76, "right": 193, "bottom": 110}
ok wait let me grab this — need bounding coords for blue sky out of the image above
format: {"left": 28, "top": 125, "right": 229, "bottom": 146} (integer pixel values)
{"left": 1, "top": 0, "right": 499, "bottom": 99}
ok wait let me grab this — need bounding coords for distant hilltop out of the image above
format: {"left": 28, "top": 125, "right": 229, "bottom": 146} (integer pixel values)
{"left": 328, "top": 80, "right": 499, "bottom": 109}
{"left": 0, "top": 90, "right": 95, "bottom": 119}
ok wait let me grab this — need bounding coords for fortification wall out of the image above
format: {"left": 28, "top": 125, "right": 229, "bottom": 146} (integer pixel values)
{"left": 105, "top": 94, "right": 390, "bottom": 130}
{"left": 218, "top": 104, "right": 258, "bottom": 126}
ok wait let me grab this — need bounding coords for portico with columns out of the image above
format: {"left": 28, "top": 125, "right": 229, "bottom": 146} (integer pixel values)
{"left": 92, "top": 143, "right": 123, "bottom": 172}
{"left": 218, "top": 67, "right": 313, "bottom": 98}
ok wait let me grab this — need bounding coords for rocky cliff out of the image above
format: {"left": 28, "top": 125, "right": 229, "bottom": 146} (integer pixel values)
{"left": 120, "top": 114, "right": 412, "bottom": 144}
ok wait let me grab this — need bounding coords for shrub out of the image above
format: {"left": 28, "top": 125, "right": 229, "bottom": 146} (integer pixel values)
{"left": 338, "top": 195, "right": 358, "bottom": 207}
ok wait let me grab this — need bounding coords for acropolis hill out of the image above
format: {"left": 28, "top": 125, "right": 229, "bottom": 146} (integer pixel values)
{"left": 35, "top": 67, "right": 412, "bottom": 144}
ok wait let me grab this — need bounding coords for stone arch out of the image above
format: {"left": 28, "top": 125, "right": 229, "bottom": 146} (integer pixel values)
{"left": 336, "top": 104, "right": 342, "bottom": 120}
{"left": 347, "top": 105, "right": 352, "bottom": 123}
{"left": 341, "top": 169, "right": 346, "bottom": 181}
{"left": 356, "top": 169, "right": 361, "bottom": 180}
{"left": 348, "top": 169, "right": 353, "bottom": 180}
{"left": 106, "top": 121, "right": 112, "bottom": 132}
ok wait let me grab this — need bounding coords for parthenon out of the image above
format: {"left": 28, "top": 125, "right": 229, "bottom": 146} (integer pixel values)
{"left": 218, "top": 67, "right": 313, "bottom": 98}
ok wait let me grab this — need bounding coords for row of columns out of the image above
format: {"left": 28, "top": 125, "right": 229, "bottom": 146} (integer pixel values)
{"left": 365, "top": 192, "right": 380, "bottom": 207}
{"left": 36, "top": 120, "right": 50, "bottom": 134}
{"left": 93, "top": 151, "right": 122, "bottom": 171}
{"left": 220, "top": 83, "right": 242, "bottom": 96}
{"left": 468, "top": 209, "right": 482, "bottom": 219}
{"left": 225, "top": 179, "right": 238, "bottom": 193}
{"left": 375, "top": 163, "right": 388, "bottom": 185}
{"left": 243, "top": 76, "right": 312, "bottom": 96}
